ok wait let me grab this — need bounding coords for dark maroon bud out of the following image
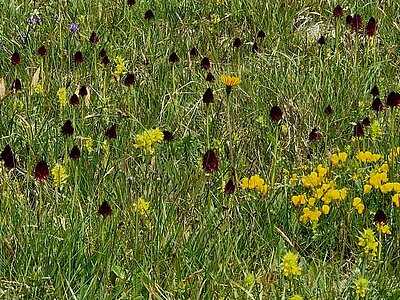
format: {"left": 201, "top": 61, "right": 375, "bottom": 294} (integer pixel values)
{"left": 190, "top": 47, "right": 199, "bottom": 57}
{"left": 169, "top": 52, "right": 179, "bottom": 63}
{"left": 354, "top": 122, "right": 364, "bottom": 138}
{"left": 270, "top": 106, "right": 283, "bottom": 121}
{"left": 374, "top": 209, "right": 387, "bottom": 224}
{"left": 309, "top": 128, "right": 322, "bottom": 141}
{"left": 257, "top": 30, "right": 266, "bottom": 40}
{"left": 34, "top": 160, "right": 49, "bottom": 181}
{"left": 69, "top": 145, "right": 81, "bottom": 159}
{"left": 89, "top": 31, "right": 99, "bottom": 44}
{"left": 201, "top": 57, "right": 211, "bottom": 70}
{"left": 205, "top": 72, "right": 215, "bottom": 82}
{"left": 365, "top": 17, "right": 377, "bottom": 37}
{"left": 233, "top": 38, "right": 242, "bottom": 48}
{"left": 203, "top": 88, "right": 214, "bottom": 105}
{"left": 11, "top": 52, "right": 21, "bottom": 65}
{"left": 372, "top": 98, "right": 384, "bottom": 112}
{"left": 362, "top": 117, "right": 371, "bottom": 126}
{"left": 333, "top": 5, "right": 344, "bottom": 18}
{"left": 37, "top": 45, "right": 47, "bottom": 56}
{"left": 105, "top": 124, "right": 117, "bottom": 139}
{"left": 61, "top": 120, "right": 74, "bottom": 136}
{"left": 79, "top": 85, "right": 88, "bottom": 97}
{"left": 324, "top": 105, "right": 333, "bottom": 115}
{"left": 224, "top": 179, "right": 235, "bottom": 194}
{"left": 162, "top": 130, "right": 173, "bottom": 141}
{"left": 74, "top": 51, "right": 84, "bottom": 63}
{"left": 124, "top": 73, "right": 135, "bottom": 86}
{"left": 202, "top": 149, "right": 218, "bottom": 173}
{"left": 144, "top": 10, "right": 155, "bottom": 20}
{"left": 98, "top": 201, "right": 112, "bottom": 217}
{"left": 1, "top": 145, "right": 16, "bottom": 169}
{"left": 69, "top": 94, "right": 79, "bottom": 106}
{"left": 370, "top": 85, "right": 379, "bottom": 97}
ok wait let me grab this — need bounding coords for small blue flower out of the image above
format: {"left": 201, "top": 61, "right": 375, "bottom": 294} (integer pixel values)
{"left": 68, "top": 23, "right": 79, "bottom": 32}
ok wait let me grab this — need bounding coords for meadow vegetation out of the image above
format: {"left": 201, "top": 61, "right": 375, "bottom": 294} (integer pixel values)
{"left": 0, "top": 0, "right": 400, "bottom": 299}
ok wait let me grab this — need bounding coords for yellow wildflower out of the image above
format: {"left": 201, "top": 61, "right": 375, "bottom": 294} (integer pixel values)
{"left": 363, "top": 184, "right": 372, "bottom": 194}
{"left": 355, "top": 277, "right": 368, "bottom": 298}
{"left": 377, "top": 224, "right": 391, "bottom": 235}
{"left": 133, "top": 198, "right": 150, "bottom": 216}
{"left": 57, "top": 87, "right": 67, "bottom": 108}
{"left": 322, "top": 204, "right": 330, "bottom": 214}
{"left": 34, "top": 83, "right": 44, "bottom": 95}
{"left": 370, "top": 120, "right": 382, "bottom": 140}
{"left": 113, "top": 56, "right": 126, "bottom": 77}
{"left": 352, "top": 197, "right": 364, "bottom": 214}
{"left": 220, "top": 75, "right": 241, "bottom": 87}
{"left": 291, "top": 194, "right": 307, "bottom": 206}
{"left": 134, "top": 128, "right": 164, "bottom": 153}
{"left": 392, "top": 193, "right": 400, "bottom": 207}
{"left": 289, "top": 295, "right": 303, "bottom": 300}
{"left": 280, "top": 251, "right": 301, "bottom": 277}
{"left": 358, "top": 229, "right": 378, "bottom": 257}
{"left": 51, "top": 163, "right": 68, "bottom": 189}
{"left": 289, "top": 173, "right": 298, "bottom": 185}
{"left": 85, "top": 137, "right": 93, "bottom": 154}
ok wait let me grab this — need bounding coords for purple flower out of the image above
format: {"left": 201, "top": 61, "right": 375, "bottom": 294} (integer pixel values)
{"left": 68, "top": 23, "right": 80, "bottom": 32}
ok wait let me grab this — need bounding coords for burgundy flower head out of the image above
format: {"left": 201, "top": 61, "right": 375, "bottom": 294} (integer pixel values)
{"left": 351, "top": 14, "right": 363, "bottom": 31}
{"left": 205, "top": 72, "right": 215, "bottom": 82}
{"left": 317, "top": 36, "right": 325, "bottom": 45}
{"left": 70, "top": 94, "right": 79, "bottom": 106}
{"left": 1, "top": 145, "right": 16, "bottom": 169}
{"left": 203, "top": 88, "right": 214, "bottom": 105}
{"left": 37, "top": 45, "right": 47, "bottom": 56}
{"left": 99, "top": 49, "right": 107, "bottom": 58}
{"left": 201, "top": 57, "right": 211, "bottom": 70}
{"left": 324, "top": 105, "right": 333, "bottom": 116}
{"left": 61, "top": 120, "right": 74, "bottom": 136}
{"left": 354, "top": 122, "right": 364, "bottom": 138}
{"left": 257, "top": 30, "right": 266, "bottom": 40}
{"left": 74, "top": 51, "right": 84, "bottom": 63}
{"left": 270, "top": 106, "right": 283, "bottom": 121}
{"left": 387, "top": 91, "right": 400, "bottom": 108}
{"left": 309, "top": 128, "right": 322, "bottom": 141}
{"left": 374, "top": 209, "right": 387, "bottom": 224}
{"left": 362, "top": 117, "right": 371, "bottom": 126}
{"left": 162, "top": 130, "right": 173, "bottom": 141}
{"left": 190, "top": 47, "right": 199, "bottom": 57}
{"left": 11, "top": 52, "right": 21, "bottom": 65}
{"left": 370, "top": 85, "right": 379, "bottom": 97}
{"left": 127, "top": 0, "right": 136, "bottom": 5}
{"left": 346, "top": 15, "right": 353, "bottom": 25}
{"left": 333, "top": 5, "right": 344, "bottom": 18}
{"left": 89, "top": 31, "right": 99, "bottom": 44}
{"left": 372, "top": 98, "right": 383, "bottom": 112}
{"left": 144, "top": 10, "right": 155, "bottom": 20}
{"left": 224, "top": 179, "right": 235, "bottom": 194}
{"left": 203, "top": 149, "right": 218, "bottom": 173}
{"left": 34, "top": 160, "right": 49, "bottom": 181}
{"left": 124, "top": 73, "right": 135, "bottom": 86}
{"left": 12, "top": 78, "right": 22, "bottom": 91}
{"left": 79, "top": 85, "right": 88, "bottom": 97}
{"left": 365, "top": 17, "right": 377, "bottom": 37}
{"left": 69, "top": 146, "right": 81, "bottom": 159}
{"left": 101, "top": 55, "right": 110, "bottom": 65}
{"left": 98, "top": 200, "right": 112, "bottom": 217}
{"left": 169, "top": 52, "right": 179, "bottom": 63}
{"left": 105, "top": 124, "right": 117, "bottom": 139}
{"left": 233, "top": 38, "right": 242, "bottom": 48}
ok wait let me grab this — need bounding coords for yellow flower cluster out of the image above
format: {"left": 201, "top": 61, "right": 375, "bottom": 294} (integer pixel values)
{"left": 51, "top": 163, "right": 68, "bottom": 189}
{"left": 299, "top": 207, "right": 321, "bottom": 223}
{"left": 331, "top": 152, "right": 348, "bottom": 166}
{"left": 133, "top": 198, "right": 150, "bottom": 216}
{"left": 240, "top": 174, "right": 270, "bottom": 193}
{"left": 57, "top": 87, "right": 67, "bottom": 108}
{"left": 376, "top": 223, "right": 391, "bottom": 235}
{"left": 358, "top": 229, "right": 378, "bottom": 257}
{"left": 352, "top": 197, "right": 364, "bottom": 214}
{"left": 301, "top": 164, "right": 328, "bottom": 189}
{"left": 280, "top": 251, "right": 301, "bottom": 277}
{"left": 289, "top": 295, "right": 303, "bottom": 300}
{"left": 134, "top": 128, "right": 164, "bottom": 153}
{"left": 356, "top": 151, "right": 381, "bottom": 163}
{"left": 355, "top": 277, "right": 368, "bottom": 298}
{"left": 113, "top": 56, "right": 126, "bottom": 77}
{"left": 368, "top": 164, "right": 388, "bottom": 189}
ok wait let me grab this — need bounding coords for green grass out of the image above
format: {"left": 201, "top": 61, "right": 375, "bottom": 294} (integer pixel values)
{"left": 0, "top": 0, "right": 400, "bottom": 299}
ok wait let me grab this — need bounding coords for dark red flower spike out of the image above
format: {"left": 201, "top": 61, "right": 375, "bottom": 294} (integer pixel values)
{"left": 105, "top": 124, "right": 117, "bottom": 139}
{"left": 124, "top": 74, "right": 135, "bottom": 86}
{"left": 98, "top": 201, "right": 112, "bottom": 217}
{"left": 11, "top": 52, "right": 21, "bottom": 65}
{"left": 270, "top": 106, "right": 283, "bottom": 121}
{"left": 69, "top": 146, "right": 81, "bottom": 159}
{"left": 61, "top": 120, "right": 74, "bottom": 136}
{"left": 1, "top": 145, "right": 16, "bottom": 169}
{"left": 324, "top": 105, "right": 333, "bottom": 116}
{"left": 89, "top": 31, "right": 99, "bottom": 44}
{"left": 34, "top": 160, "right": 49, "bottom": 181}
{"left": 205, "top": 72, "right": 215, "bottom": 82}
{"left": 203, "top": 88, "right": 214, "bottom": 105}
{"left": 70, "top": 94, "right": 79, "bottom": 106}
{"left": 309, "top": 128, "right": 322, "bottom": 141}
{"left": 79, "top": 86, "right": 88, "bottom": 97}
{"left": 374, "top": 209, "right": 387, "bottom": 224}
{"left": 333, "top": 5, "right": 344, "bottom": 18}
{"left": 37, "top": 45, "right": 47, "bottom": 56}
{"left": 224, "top": 179, "right": 235, "bottom": 194}
{"left": 387, "top": 92, "right": 400, "bottom": 108}
{"left": 74, "top": 51, "right": 84, "bottom": 63}
{"left": 365, "top": 17, "right": 377, "bottom": 37}
{"left": 201, "top": 57, "right": 211, "bottom": 70}
{"left": 233, "top": 38, "right": 242, "bottom": 48}
{"left": 190, "top": 47, "right": 199, "bottom": 57}
{"left": 203, "top": 149, "right": 218, "bottom": 173}
{"left": 370, "top": 85, "right": 379, "bottom": 97}
{"left": 354, "top": 122, "right": 364, "bottom": 138}
{"left": 372, "top": 98, "right": 383, "bottom": 112}
{"left": 257, "top": 30, "right": 266, "bottom": 40}
{"left": 145, "top": 10, "right": 155, "bottom": 20}
{"left": 162, "top": 130, "right": 173, "bottom": 141}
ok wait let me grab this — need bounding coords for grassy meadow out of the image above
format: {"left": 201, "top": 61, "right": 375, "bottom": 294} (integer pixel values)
{"left": 1, "top": 0, "right": 400, "bottom": 299}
